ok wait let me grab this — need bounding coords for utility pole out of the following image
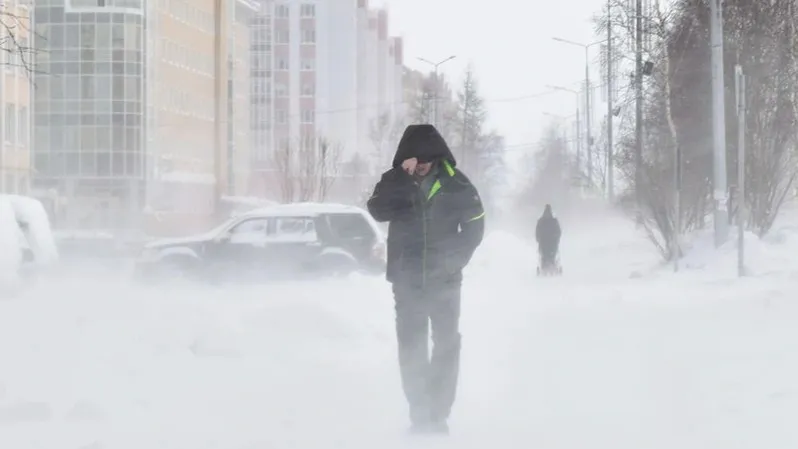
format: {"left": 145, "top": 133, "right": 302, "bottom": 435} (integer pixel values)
{"left": 606, "top": 0, "right": 614, "bottom": 202}
{"left": 551, "top": 38, "right": 606, "bottom": 191}
{"left": 547, "top": 85, "right": 582, "bottom": 185}
{"left": 417, "top": 55, "right": 456, "bottom": 128}
{"left": 735, "top": 64, "right": 746, "bottom": 276}
{"left": 710, "top": 0, "right": 729, "bottom": 246}
{"left": 584, "top": 49, "right": 592, "bottom": 189}
{"left": 213, "top": 0, "right": 226, "bottom": 216}
{"left": 634, "top": 0, "right": 643, "bottom": 223}
{"left": 674, "top": 143, "right": 681, "bottom": 272}
{"left": 576, "top": 105, "right": 581, "bottom": 181}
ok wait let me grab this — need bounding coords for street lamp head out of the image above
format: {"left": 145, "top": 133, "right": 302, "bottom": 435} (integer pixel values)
{"left": 553, "top": 36, "right": 584, "bottom": 47}
{"left": 417, "top": 55, "right": 457, "bottom": 67}
{"left": 547, "top": 84, "right": 576, "bottom": 94}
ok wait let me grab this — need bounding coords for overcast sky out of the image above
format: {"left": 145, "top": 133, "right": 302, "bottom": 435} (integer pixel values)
{"left": 373, "top": 0, "right": 608, "bottom": 155}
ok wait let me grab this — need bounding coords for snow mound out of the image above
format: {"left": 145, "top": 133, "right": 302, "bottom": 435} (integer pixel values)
{"left": 677, "top": 225, "right": 798, "bottom": 279}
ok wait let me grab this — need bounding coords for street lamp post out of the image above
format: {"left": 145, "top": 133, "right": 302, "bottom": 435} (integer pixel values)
{"left": 548, "top": 85, "right": 581, "bottom": 189}
{"left": 552, "top": 37, "right": 606, "bottom": 190}
{"left": 417, "top": 55, "right": 456, "bottom": 127}
{"left": 709, "top": 0, "right": 729, "bottom": 247}
{"left": 542, "top": 112, "right": 572, "bottom": 142}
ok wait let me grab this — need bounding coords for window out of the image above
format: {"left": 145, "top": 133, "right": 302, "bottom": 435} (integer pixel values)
{"left": 228, "top": 218, "right": 269, "bottom": 243}
{"left": 300, "top": 4, "right": 315, "bottom": 17}
{"left": 301, "top": 109, "right": 314, "bottom": 124}
{"left": 276, "top": 58, "right": 288, "bottom": 70}
{"left": 112, "top": 24, "right": 124, "bottom": 48}
{"left": 18, "top": 106, "right": 27, "bottom": 146}
{"left": 275, "top": 4, "right": 289, "bottom": 18}
{"left": 4, "top": 104, "right": 16, "bottom": 143}
{"left": 275, "top": 109, "right": 287, "bottom": 124}
{"left": 275, "top": 30, "right": 289, "bottom": 44}
{"left": 301, "top": 83, "right": 314, "bottom": 96}
{"left": 325, "top": 213, "right": 375, "bottom": 240}
{"left": 300, "top": 58, "right": 314, "bottom": 70}
{"left": 274, "top": 83, "right": 287, "bottom": 97}
{"left": 301, "top": 28, "right": 315, "bottom": 44}
{"left": 274, "top": 217, "right": 317, "bottom": 242}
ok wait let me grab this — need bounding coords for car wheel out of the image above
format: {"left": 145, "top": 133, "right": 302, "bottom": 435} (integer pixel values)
{"left": 317, "top": 254, "right": 358, "bottom": 278}
{"left": 157, "top": 256, "right": 198, "bottom": 282}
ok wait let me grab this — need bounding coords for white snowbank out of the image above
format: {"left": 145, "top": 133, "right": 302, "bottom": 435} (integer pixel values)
{"left": 650, "top": 204, "right": 798, "bottom": 280}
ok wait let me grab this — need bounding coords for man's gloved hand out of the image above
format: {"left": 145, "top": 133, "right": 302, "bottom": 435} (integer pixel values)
{"left": 401, "top": 157, "right": 418, "bottom": 175}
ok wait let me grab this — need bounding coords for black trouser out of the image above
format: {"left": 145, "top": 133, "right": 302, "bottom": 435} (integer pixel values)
{"left": 392, "top": 280, "right": 462, "bottom": 425}
{"left": 539, "top": 243, "right": 558, "bottom": 266}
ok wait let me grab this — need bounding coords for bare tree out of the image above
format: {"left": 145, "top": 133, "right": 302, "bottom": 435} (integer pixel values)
{"left": 723, "top": 0, "right": 798, "bottom": 235}
{"left": 341, "top": 151, "right": 371, "bottom": 203}
{"left": 517, "top": 123, "right": 575, "bottom": 220}
{"left": 314, "top": 137, "right": 342, "bottom": 201}
{"left": 592, "top": 0, "right": 798, "bottom": 260}
{"left": 271, "top": 140, "right": 296, "bottom": 203}
{"left": 0, "top": 6, "right": 38, "bottom": 76}
{"left": 454, "top": 66, "right": 487, "bottom": 175}
{"left": 593, "top": 0, "right": 703, "bottom": 259}
{"left": 407, "top": 72, "right": 457, "bottom": 140}
{"left": 273, "top": 135, "right": 343, "bottom": 203}
{"left": 368, "top": 111, "right": 403, "bottom": 170}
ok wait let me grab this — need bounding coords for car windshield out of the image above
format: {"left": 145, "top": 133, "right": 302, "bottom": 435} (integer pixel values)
{"left": 205, "top": 217, "right": 239, "bottom": 237}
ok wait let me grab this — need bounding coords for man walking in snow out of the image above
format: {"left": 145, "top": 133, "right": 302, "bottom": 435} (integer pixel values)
{"left": 536, "top": 204, "right": 561, "bottom": 270}
{"left": 366, "top": 124, "right": 485, "bottom": 434}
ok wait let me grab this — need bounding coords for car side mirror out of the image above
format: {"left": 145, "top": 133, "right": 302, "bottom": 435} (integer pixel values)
{"left": 215, "top": 232, "right": 232, "bottom": 243}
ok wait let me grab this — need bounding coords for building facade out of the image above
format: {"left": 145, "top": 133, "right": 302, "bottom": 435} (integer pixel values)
{"left": 249, "top": 0, "right": 404, "bottom": 198}
{"left": 31, "top": 0, "right": 255, "bottom": 231}
{"left": 32, "top": 0, "right": 146, "bottom": 228}
{"left": 0, "top": 1, "right": 32, "bottom": 196}
{"left": 249, "top": 0, "right": 272, "bottom": 165}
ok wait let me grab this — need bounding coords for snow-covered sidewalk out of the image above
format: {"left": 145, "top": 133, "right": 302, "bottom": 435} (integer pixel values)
{"left": 1, "top": 209, "right": 798, "bottom": 448}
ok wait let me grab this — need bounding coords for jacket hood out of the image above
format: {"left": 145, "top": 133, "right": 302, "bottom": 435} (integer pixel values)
{"left": 392, "top": 124, "right": 456, "bottom": 168}
{"left": 543, "top": 204, "right": 553, "bottom": 217}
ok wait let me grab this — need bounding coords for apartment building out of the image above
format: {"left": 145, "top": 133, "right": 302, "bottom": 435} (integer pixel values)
{"left": 356, "top": 2, "right": 403, "bottom": 172}
{"left": 249, "top": 0, "right": 404, "bottom": 197}
{"left": 31, "top": 0, "right": 255, "bottom": 231}
{"left": 147, "top": 0, "right": 256, "bottom": 227}
{"left": 227, "top": 0, "right": 255, "bottom": 196}
{"left": 0, "top": 1, "right": 32, "bottom": 196}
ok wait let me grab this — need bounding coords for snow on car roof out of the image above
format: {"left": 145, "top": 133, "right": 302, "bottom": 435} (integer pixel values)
{"left": 243, "top": 202, "right": 366, "bottom": 217}
{"left": 238, "top": 202, "right": 385, "bottom": 241}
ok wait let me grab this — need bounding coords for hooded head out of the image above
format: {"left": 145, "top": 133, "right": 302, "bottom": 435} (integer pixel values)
{"left": 543, "top": 204, "right": 553, "bottom": 217}
{"left": 392, "top": 124, "right": 456, "bottom": 168}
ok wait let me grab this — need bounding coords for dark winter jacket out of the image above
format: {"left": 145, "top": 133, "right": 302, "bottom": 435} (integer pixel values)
{"left": 535, "top": 204, "right": 561, "bottom": 253}
{"left": 366, "top": 124, "right": 485, "bottom": 286}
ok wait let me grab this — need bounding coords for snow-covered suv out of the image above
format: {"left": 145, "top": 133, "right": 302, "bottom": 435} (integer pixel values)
{"left": 0, "top": 195, "right": 58, "bottom": 295}
{"left": 134, "top": 202, "right": 386, "bottom": 283}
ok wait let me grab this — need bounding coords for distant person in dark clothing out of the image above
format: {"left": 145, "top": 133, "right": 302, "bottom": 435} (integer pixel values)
{"left": 366, "top": 124, "right": 485, "bottom": 435}
{"left": 536, "top": 204, "right": 561, "bottom": 268}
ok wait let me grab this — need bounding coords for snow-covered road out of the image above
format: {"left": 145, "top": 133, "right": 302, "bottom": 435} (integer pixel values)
{"left": 2, "top": 209, "right": 798, "bottom": 448}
